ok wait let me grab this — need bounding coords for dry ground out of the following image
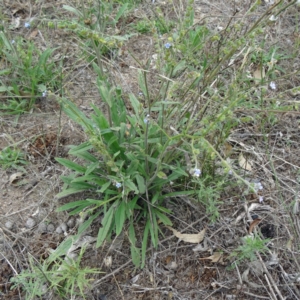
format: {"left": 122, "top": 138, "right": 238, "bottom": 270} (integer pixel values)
{"left": 1, "top": 0, "right": 300, "bottom": 299}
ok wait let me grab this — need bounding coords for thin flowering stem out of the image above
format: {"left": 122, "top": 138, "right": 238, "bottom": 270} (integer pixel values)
{"left": 143, "top": 70, "right": 151, "bottom": 114}
{"left": 144, "top": 119, "right": 149, "bottom": 175}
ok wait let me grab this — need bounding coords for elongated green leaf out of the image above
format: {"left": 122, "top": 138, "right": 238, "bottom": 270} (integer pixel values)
{"left": 78, "top": 211, "right": 101, "bottom": 235}
{"left": 141, "top": 220, "right": 150, "bottom": 268}
{"left": 154, "top": 209, "right": 172, "bottom": 226}
{"left": 48, "top": 236, "right": 74, "bottom": 262}
{"left": 61, "top": 98, "right": 92, "bottom": 131}
{"left": 125, "top": 179, "right": 138, "bottom": 194}
{"left": 129, "top": 222, "right": 140, "bottom": 267}
{"left": 56, "top": 200, "right": 90, "bottom": 212}
{"left": 69, "top": 204, "right": 91, "bottom": 215}
{"left": 71, "top": 174, "right": 101, "bottom": 183}
{"left": 115, "top": 201, "right": 126, "bottom": 236}
{"left": 68, "top": 142, "right": 93, "bottom": 155}
{"left": 127, "top": 195, "right": 139, "bottom": 213}
{"left": 96, "top": 206, "right": 114, "bottom": 247}
{"left": 75, "top": 151, "right": 98, "bottom": 163}
{"left": 62, "top": 4, "right": 83, "bottom": 17}
{"left": 99, "top": 181, "right": 111, "bottom": 193}
{"left": 115, "top": 3, "right": 128, "bottom": 22}
{"left": 162, "top": 190, "right": 196, "bottom": 197}
{"left": 56, "top": 187, "right": 89, "bottom": 199}
{"left": 55, "top": 158, "right": 86, "bottom": 173}
{"left": 136, "top": 174, "right": 146, "bottom": 194}
{"left": 129, "top": 94, "right": 141, "bottom": 115}
{"left": 148, "top": 212, "right": 158, "bottom": 248}
{"left": 85, "top": 162, "right": 99, "bottom": 175}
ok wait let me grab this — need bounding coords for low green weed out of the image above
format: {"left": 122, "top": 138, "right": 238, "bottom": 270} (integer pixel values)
{"left": 10, "top": 247, "right": 101, "bottom": 300}
{"left": 0, "top": 146, "right": 27, "bottom": 170}
{"left": 230, "top": 234, "right": 270, "bottom": 267}
{"left": 0, "top": 32, "right": 59, "bottom": 114}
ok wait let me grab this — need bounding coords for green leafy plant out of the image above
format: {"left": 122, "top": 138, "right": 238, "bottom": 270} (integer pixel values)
{"left": 10, "top": 247, "right": 101, "bottom": 300}
{"left": 0, "top": 146, "right": 27, "bottom": 170}
{"left": 0, "top": 32, "right": 59, "bottom": 114}
{"left": 55, "top": 2, "right": 133, "bottom": 58}
{"left": 230, "top": 234, "right": 270, "bottom": 266}
{"left": 134, "top": 19, "right": 152, "bottom": 34}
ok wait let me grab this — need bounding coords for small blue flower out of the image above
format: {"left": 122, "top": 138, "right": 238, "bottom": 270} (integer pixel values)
{"left": 42, "top": 91, "right": 47, "bottom": 97}
{"left": 115, "top": 182, "right": 122, "bottom": 188}
{"left": 164, "top": 43, "right": 172, "bottom": 49}
{"left": 11, "top": 40, "right": 15, "bottom": 44}
{"left": 193, "top": 168, "right": 201, "bottom": 177}
{"left": 24, "top": 22, "right": 31, "bottom": 29}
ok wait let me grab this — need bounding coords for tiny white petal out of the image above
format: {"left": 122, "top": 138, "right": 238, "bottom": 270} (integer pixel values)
{"left": 269, "top": 81, "right": 276, "bottom": 90}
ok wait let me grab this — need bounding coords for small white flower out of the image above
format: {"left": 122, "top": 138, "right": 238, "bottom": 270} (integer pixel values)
{"left": 228, "top": 170, "right": 233, "bottom": 175}
{"left": 144, "top": 114, "right": 150, "bottom": 124}
{"left": 11, "top": 40, "right": 15, "bottom": 44}
{"left": 24, "top": 22, "right": 31, "bottom": 28}
{"left": 42, "top": 91, "right": 47, "bottom": 97}
{"left": 254, "top": 182, "right": 263, "bottom": 192}
{"left": 269, "top": 81, "right": 276, "bottom": 90}
{"left": 269, "top": 15, "right": 278, "bottom": 22}
{"left": 115, "top": 182, "right": 122, "bottom": 188}
{"left": 259, "top": 196, "right": 264, "bottom": 203}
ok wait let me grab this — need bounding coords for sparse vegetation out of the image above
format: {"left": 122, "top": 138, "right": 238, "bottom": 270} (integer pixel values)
{"left": 1, "top": 0, "right": 300, "bottom": 299}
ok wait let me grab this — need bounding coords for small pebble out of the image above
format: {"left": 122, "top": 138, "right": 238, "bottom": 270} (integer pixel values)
{"left": 37, "top": 222, "right": 47, "bottom": 233}
{"left": 55, "top": 226, "right": 63, "bottom": 234}
{"left": 5, "top": 221, "right": 13, "bottom": 230}
{"left": 26, "top": 218, "right": 36, "bottom": 228}
{"left": 60, "top": 223, "right": 68, "bottom": 232}
{"left": 67, "top": 218, "right": 75, "bottom": 228}
{"left": 47, "top": 223, "right": 55, "bottom": 233}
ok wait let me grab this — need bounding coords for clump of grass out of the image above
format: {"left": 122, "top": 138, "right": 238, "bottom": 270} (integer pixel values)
{"left": 0, "top": 146, "right": 27, "bottom": 170}
{"left": 10, "top": 247, "right": 101, "bottom": 300}
{"left": 0, "top": 32, "right": 60, "bottom": 115}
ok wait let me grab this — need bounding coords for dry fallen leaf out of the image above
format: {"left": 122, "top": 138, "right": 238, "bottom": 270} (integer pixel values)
{"left": 28, "top": 29, "right": 38, "bottom": 40}
{"left": 248, "top": 218, "right": 261, "bottom": 234}
{"left": 253, "top": 65, "right": 265, "bottom": 81}
{"left": 166, "top": 226, "right": 206, "bottom": 243}
{"left": 199, "top": 252, "right": 223, "bottom": 263}
{"left": 238, "top": 153, "right": 252, "bottom": 171}
{"left": 104, "top": 256, "right": 112, "bottom": 268}
{"left": 9, "top": 172, "right": 24, "bottom": 185}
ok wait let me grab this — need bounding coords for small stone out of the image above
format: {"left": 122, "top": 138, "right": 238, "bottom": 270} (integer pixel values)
{"left": 5, "top": 221, "right": 13, "bottom": 230}
{"left": 60, "top": 223, "right": 68, "bottom": 232}
{"left": 26, "top": 218, "right": 36, "bottom": 228}
{"left": 55, "top": 226, "right": 63, "bottom": 234}
{"left": 67, "top": 218, "right": 75, "bottom": 228}
{"left": 37, "top": 222, "right": 47, "bottom": 233}
{"left": 47, "top": 223, "right": 55, "bottom": 233}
